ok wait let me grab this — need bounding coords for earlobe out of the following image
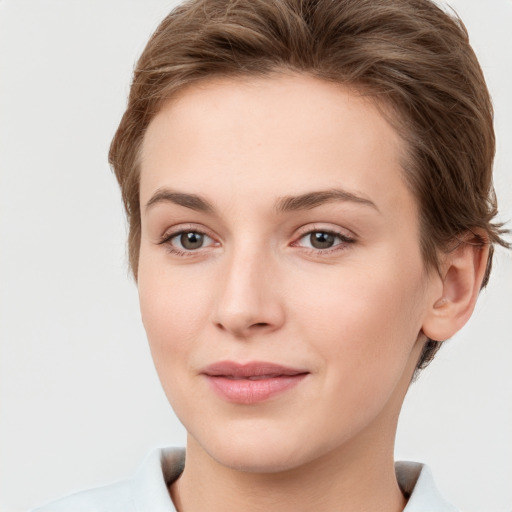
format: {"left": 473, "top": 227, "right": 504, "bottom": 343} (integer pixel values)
{"left": 422, "top": 233, "right": 490, "bottom": 342}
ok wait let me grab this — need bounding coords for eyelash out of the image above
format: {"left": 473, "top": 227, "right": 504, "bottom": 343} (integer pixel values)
{"left": 158, "top": 225, "right": 218, "bottom": 257}
{"left": 158, "top": 226, "right": 356, "bottom": 257}
{"left": 292, "top": 228, "right": 356, "bottom": 256}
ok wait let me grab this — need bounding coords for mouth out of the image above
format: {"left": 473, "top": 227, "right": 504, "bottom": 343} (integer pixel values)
{"left": 201, "top": 361, "right": 309, "bottom": 404}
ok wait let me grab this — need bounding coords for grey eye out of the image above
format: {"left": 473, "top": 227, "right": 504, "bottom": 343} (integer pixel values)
{"left": 309, "top": 232, "right": 336, "bottom": 249}
{"left": 179, "top": 232, "right": 205, "bottom": 250}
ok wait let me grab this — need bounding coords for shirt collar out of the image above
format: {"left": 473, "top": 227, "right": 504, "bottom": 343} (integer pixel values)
{"left": 130, "top": 448, "right": 458, "bottom": 512}
{"left": 396, "top": 461, "right": 458, "bottom": 511}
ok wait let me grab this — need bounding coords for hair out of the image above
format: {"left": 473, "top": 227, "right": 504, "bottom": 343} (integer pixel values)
{"left": 109, "top": 0, "right": 509, "bottom": 371}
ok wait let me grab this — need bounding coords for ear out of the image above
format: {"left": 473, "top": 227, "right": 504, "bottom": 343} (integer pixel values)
{"left": 422, "top": 232, "right": 490, "bottom": 342}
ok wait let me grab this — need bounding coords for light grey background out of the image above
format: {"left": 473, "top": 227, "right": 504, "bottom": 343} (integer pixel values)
{"left": 0, "top": 1, "right": 511, "bottom": 511}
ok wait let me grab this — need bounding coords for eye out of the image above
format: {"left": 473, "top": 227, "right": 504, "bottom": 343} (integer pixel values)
{"left": 174, "top": 231, "right": 209, "bottom": 250}
{"left": 294, "top": 229, "right": 355, "bottom": 253}
{"left": 306, "top": 231, "right": 337, "bottom": 249}
{"left": 159, "top": 229, "right": 217, "bottom": 254}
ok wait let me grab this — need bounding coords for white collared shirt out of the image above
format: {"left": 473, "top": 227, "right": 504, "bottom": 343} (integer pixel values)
{"left": 31, "top": 447, "right": 459, "bottom": 511}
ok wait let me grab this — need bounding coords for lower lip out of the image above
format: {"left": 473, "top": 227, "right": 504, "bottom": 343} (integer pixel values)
{"left": 205, "top": 374, "right": 308, "bottom": 404}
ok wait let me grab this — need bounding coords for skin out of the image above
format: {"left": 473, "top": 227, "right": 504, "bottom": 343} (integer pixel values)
{"left": 137, "top": 73, "right": 488, "bottom": 512}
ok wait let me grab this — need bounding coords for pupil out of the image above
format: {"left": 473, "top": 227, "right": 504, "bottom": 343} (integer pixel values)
{"left": 310, "top": 232, "right": 334, "bottom": 249}
{"left": 181, "top": 232, "right": 204, "bottom": 250}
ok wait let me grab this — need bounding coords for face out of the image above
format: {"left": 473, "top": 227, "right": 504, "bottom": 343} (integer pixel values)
{"left": 138, "top": 74, "right": 439, "bottom": 473}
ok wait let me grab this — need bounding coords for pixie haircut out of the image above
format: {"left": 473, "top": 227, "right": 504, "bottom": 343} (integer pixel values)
{"left": 109, "top": 0, "right": 509, "bottom": 370}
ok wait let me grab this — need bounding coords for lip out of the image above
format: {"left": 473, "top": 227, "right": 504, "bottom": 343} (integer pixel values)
{"left": 201, "top": 361, "right": 309, "bottom": 404}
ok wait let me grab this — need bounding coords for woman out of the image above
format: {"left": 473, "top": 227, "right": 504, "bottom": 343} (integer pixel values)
{"left": 27, "top": 0, "right": 509, "bottom": 510}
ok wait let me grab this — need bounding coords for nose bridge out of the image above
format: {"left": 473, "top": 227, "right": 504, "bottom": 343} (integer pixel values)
{"left": 213, "top": 237, "right": 283, "bottom": 337}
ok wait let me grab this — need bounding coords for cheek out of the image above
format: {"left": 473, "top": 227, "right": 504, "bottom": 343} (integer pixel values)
{"left": 291, "top": 256, "right": 427, "bottom": 382}
{"left": 137, "top": 267, "right": 212, "bottom": 421}
{"left": 137, "top": 254, "right": 213, "bottom": 369}
{"left": 281, "top": 263, "right": 427, "bottom": 448}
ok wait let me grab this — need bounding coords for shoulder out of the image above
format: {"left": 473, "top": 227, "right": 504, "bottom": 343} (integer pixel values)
{"left": 30, "top": 447, "right": 185, "bottom": 512}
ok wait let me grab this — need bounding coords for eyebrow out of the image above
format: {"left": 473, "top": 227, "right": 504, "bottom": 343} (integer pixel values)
{"left": 274, "top": 188, "right": 379, "bottom": 213}
{"left": 144, "top": 187, "right": 378, "bottom": 214}
{"left": 145, "top": 189, "right": 214, "bottom": 213}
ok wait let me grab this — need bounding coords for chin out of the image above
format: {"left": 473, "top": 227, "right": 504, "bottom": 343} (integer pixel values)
{"left": 188, "top": 417, "right": 333, "bottom": 474}
{"left": 207, "top": 441, "right": 308, "bottom": 474}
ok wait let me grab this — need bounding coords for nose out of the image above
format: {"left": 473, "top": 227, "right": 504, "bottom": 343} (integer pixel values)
{"left": 212, "top": 244, "right": 285, "bottom": 339}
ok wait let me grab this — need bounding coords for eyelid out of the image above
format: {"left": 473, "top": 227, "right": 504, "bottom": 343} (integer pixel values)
{"left": 294, "top": 223, "right": 356, "bottom": 241}
{"left": 157, "top": 224, "right": 220, "bottom": 256}
{"left": 291, "top": 224, "right": 357, "bottom": 254}
{"left": 158, "top": 223, "right": 217, "bottom": 243}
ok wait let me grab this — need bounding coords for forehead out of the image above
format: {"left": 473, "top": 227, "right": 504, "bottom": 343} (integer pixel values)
{"left": 139, "top": 73, "right": 415, "bottom": 221}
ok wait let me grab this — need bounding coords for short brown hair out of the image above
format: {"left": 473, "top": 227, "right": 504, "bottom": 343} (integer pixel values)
{"left": 109, "top": 0, "right": 509, "bottom": 370}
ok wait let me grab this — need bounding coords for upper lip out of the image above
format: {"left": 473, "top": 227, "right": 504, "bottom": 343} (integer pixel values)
{"left": 201, "top": 361, "right": 309, "bottom": 378}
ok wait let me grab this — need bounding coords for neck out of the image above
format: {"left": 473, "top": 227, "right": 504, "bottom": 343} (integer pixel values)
{"left": 171, "top": 422, "right": 406, "bottom": 512}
